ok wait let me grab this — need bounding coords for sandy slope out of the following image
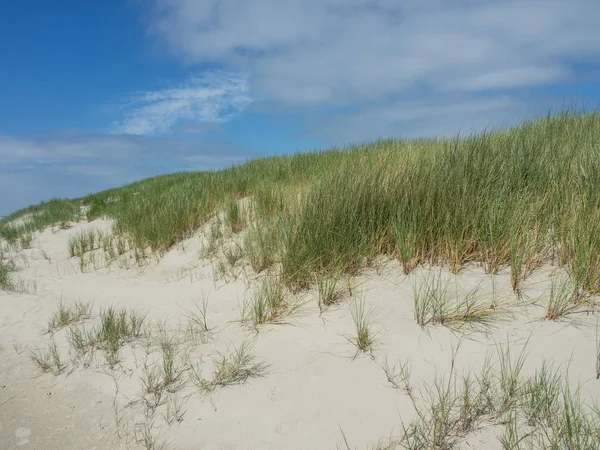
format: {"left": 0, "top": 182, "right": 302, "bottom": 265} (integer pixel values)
{"left": 1, "top": 219, "right": 599, "bottom": 449}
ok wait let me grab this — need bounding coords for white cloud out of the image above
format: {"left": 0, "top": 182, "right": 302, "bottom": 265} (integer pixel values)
{"left": 148, "top": 0, "right": 599, "bottom": 109}
{"left": 0, "top": 131, "right": 249, "bottom": 215}
{"left": 112, "top": 71, "right": 253, "bottom": 135}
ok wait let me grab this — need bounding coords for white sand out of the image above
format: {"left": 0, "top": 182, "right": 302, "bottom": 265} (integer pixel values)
{"left": 1, "top": 219, "right": 598, "bottom": 449}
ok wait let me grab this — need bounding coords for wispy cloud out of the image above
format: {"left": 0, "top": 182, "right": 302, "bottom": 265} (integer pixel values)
{"left": 144, "top": 0, "right": 600, "bottom": 144}
{"left": 112, "top": 71, "right": 253, "bottom": 135}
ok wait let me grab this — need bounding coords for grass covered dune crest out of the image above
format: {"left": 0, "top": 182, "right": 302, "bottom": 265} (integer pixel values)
{"left": 2, "top": 109, "right": 600, "bottom": 293}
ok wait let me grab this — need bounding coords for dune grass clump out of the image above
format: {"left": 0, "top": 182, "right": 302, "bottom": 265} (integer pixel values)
{"left": 225, "top": 200, "right": 248, "bottom": 233}
{"left": 0, "top": 225, "right": 23, "bottom": 244}
{"left": 139, "top": 337, "right": 188, "bottom": 413}
{"left": 242, "top": 220, "right": 283, "bottom": 274}
{"left": 223, "top": 242, "right": 244, "bottom": 267}
{"left": 0, "top": 198, "right": 81, "bottom": 243}
{"left": 67, "top": 228, "right": 103, "bottom": 257}
{"left": 68, "top": 306, "right": 147, "bottom": 368}
{"left": 347, "top": 298, "right": 375, "bottom": 355}
{"left": 189, "top": 342, "right": 268, "bottom": 394}
{"left": 47, "top": 300, "right": 93, "bottom": 333}
{"left": 412, "top": 272, "right": 503, "bottom": 331}
{"left": 0, "top": 255, "right": 17, "bottom": 290}
{"left": 317, "top": 274, "right": 346, "bottom": 310}
{"left": 544, "top": 275, "right": 584, "bottom": 320}
{"left": 242, "top": 275, "right": 294, "bottom": 326}
{"left": 30, "top": 339, "right": 66, "bottom": 375}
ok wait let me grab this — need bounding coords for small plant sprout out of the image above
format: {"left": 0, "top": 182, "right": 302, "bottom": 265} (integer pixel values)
{"left": 12, "top": 339, "right": 27, "bottom": 355}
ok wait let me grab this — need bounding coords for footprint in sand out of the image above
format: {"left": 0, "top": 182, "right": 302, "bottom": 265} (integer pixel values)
{"left": 15, "top": 427, "right": 31, "bottom": 446}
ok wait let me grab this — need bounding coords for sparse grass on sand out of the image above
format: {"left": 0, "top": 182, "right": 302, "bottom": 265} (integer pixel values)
{"left": 67, "top": 306, "right": 147, "bottom": 368}
{"left": 189, "top": 342, "right": 268, "bottom": 394}
{"left": 241, "top": 275, "right": 297, "bottom": 326}
{"left": 376, "top": 341, "right": 600, "bottom": 450}
{"left": 412, "top": 271, "right": 506, "bottom": 331}
{"left": 347, "top": 298, "right": 375, "bottom": 355}
{"left": 30, "top": 339, "right": 66, "bottom": 375}
{"left": 47, "top": 300, "right": 93, "bottom": 333}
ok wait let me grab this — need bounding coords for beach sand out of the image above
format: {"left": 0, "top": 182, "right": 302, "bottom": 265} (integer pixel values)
{"left": 1, "top": 218, "right": 598, "bottom": 449}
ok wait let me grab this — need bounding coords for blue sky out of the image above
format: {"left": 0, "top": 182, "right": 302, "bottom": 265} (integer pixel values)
{"left": 1, "top": 0, "right": 599, "bottom": 215}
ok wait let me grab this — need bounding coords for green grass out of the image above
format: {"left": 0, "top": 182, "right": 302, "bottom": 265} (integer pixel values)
{"left": 0, "top": 198, "right": 81, "bottom": 243}
{"left": 241, "top": 275, "right": 292, "bottom": 326}
{"left": 318, "top": 274, "right": 346, "bottom": 310}
{"left": 0, "top": 255, "right": 17, "bottom": 290}
{"left": 47, "top": 300, "right": 93, "bottom": 333}
{"left": 348, "top": 298, "right": 375, "bottom": 355}
{"left": 30, "top": 339, "right": 66, "bottom": 375}
{"left": 412, "top": 271, "right": 504, "bottom": 331}
{"left": 68, "top": 306, "right": 147, "bottom": 368}
{"left": 3, "top": 110, "right": 600, "bottom": 295}
{"left": 392, "top": 341, "right": 600, "bottom": 450}
{"left": 67, "top": 228, "right": 103, "bottom": 257}
{"left": 189, "top": 342, "right": 268, "bottom": 394}
{"left": 545, "top": 274, "right": 583, "bottom": 320}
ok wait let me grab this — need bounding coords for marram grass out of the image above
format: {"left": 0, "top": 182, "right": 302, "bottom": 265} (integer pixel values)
{"left": 2, "top": 110, "right": 600, "bottom": 293}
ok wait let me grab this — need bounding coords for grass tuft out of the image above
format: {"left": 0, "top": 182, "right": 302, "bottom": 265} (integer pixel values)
{"left": 242, "top": 275, "right": 294, "bottom": 326}
{"left": 0, "top": 255, "right": 17, "bottom": 290}
{"left": 68, "top": 306, "right": 147, "bottom": 368}
{"left": 47, "top": 300, "right": 93, "bottom": 333}
{"left": 544, "top": 274, "right": 583, "bottom": 320}
{"left": 412, "top": 271, "right": 503, "bottom": 331}
{"left": 347, "top": 298, "right": 375, "bottom": 355}
{"left": 190, "top": 342, "right": 268, "bottom": 394}
{"left": 30, "top": 339, "right": 66, "bottom": 375}
{"left": 318, "top": 274, "right": 345, "bottom": 310}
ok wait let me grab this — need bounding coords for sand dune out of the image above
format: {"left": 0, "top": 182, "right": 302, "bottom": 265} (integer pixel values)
{"left": 1, "top": 218, "right": 599, "bottom": 449}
